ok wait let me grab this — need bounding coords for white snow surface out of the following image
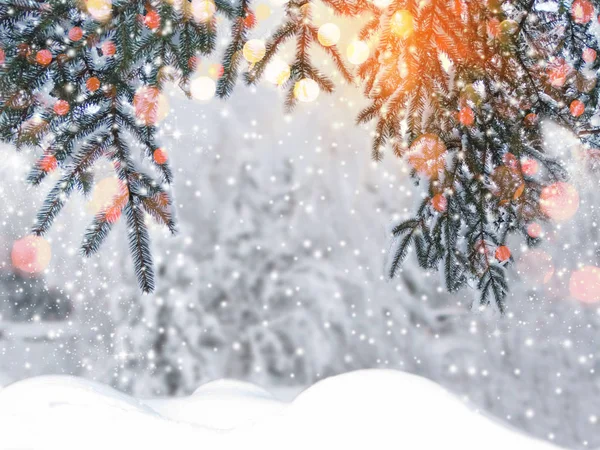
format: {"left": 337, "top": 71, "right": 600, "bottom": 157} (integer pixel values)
{"left": 0, "top": 369, "right": 561, "bottom": 450}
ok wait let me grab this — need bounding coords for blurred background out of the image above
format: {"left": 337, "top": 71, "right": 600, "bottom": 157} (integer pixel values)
{"left": 1, "top": 7, "right": 600, "bottom": 449}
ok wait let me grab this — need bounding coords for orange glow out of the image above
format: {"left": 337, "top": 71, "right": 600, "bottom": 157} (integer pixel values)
{"left": 569, "top": 266, "right": 600, "bottom": 303}
{"left": 495, "top": 245, "right": 511, "bottom": 262}
{"left": 521, "top": 159, "right": 538, "bottom": 176}
{"left": 527, "top": 223, "right": 542, "bottom": 238}
{"left": 133, "top": 86, "right": 169, "bottom": 125}
{"left": 390, "top": 10, "right": 414, "bottom": 39}
{"left": 547, "top": 58, "right": 571, "bottom": 88}
{"left": 407, "top": 134, "right": 447, "bottom": 178}
{"left": 11, "top": 235, "right": 51, "bottom": 274}
{"left": 39, "top": 155, "right": 58, "bottom": 172}
{"left": 87, "top": 177, "right": 127, "bottom": 214}
{"left": 459, "top": 107, "right": 474, "bottom": 126}
{"left": 540, "top": 182, "right": 579, "bottom": 222}
{"left": 431, "top": 194, "right": 447, "bottom": 212}
{"left": 570, "top": 100, "right": 585, "bottom": 117}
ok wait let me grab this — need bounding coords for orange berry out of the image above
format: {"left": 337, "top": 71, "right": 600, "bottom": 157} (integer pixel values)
{"left": 68, "top": 26, "right": 83, "bottom": 41}
{"left": 101, "top": 40, "right": 116, "bottom": 57}
{"left": 36, "top": 49, "right": 52, "bottom": 66}
{"left": 243, "top": 11, "right": 257, "bottom": 28}
{"left": 86, "top": 76, "right": 101, "bottom": 92}
{"left": 524, "top": 113, "right": 538, "bottom": 127}
{"left": 495, "top": 245, "right": 511, "bottom": 262}
{"left": 570, "top": 100, "right": 585, "bottom": 117}
{"left": 431, "top": 193, "right": 447, "bottom": 212}
{"left": 527, "top": 223, "right": 542, "bottom": 239}
{"left": 153, "top": 148, "right": 168, "bottom": 165}
{"left": 144, "top": 10, "right": 161, "bottom": 30}
{"left": 39, "top": 155, "right": 58, "bottom": 172}
{"left": 459, "top": 107, "right": 475, "bottom": 126}
{"left": 53, "top": 100, "right": 70, "bottom": 116}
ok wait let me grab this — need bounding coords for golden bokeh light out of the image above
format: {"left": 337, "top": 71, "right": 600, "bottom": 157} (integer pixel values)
{"left": 243, "top": 39, "right": 266, "bottom": 63}
{"left": 318, "top": 23, "right": 341, "bottom": 47}
{"left": 390, "top": 10, "right": 414, "bottom": 39}
{"left": 190, "top": 76, "right": 216, "bottom": 101}
{"left": 85, "top": 0, "right": 112, "bottom": 22}
{"left": 264, "top": 58, "right": 291, "bottom": 85}
{"left": 347, "top": 41, "right": 369, "bottom": 65}
{"left": 294, "top": 78, "right": 320, "bottom": 103}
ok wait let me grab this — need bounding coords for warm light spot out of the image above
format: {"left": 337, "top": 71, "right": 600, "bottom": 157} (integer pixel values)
{"left": 191, "top": 0, "right": 216, "bottom": 23}
{"left": 255, "top": 3, "right": 271, "bottom": 20}
{"left": 431, "top": 194, "right": 447, "bottom": 212}
{"left": 294, "top": 78, "right": 319, "bottom": 103}
{"left": 459, "top": 107, "right": 474, "bottom": 126}
{"left": 11, "top": 235, "right": 51, "bottom": 274}
{"left": 85, "top": 0, "right": 112, "bottom": 22}
{"left": 521, "top": 159, "right": 538, "bottom": 176}
{"left": 517, "top": 249, "right": 554, "bottom": 285}
{"left": 570, "top": 266, "right": 600, "bottom": 303}
{"left": 243, "top": 39, "right": 266, "bottom": 63}
{"left": 369, "top": 0, "right": 391, "bottom": 8}
{"left": 527, "top": 223, "right": 542, "bottom": 238}
{"left": 318, "top": 23, "right": 341, "bottom": 47}
{"left": 264, "top": 58, "right": 290, "bottom": 85}
{"left": 208, "top": 63, "right": 224, "bottom": 80}
{"left": 540, "top": 182, "right": 580, "bottom": 222}
{"left": 570, "top": 99, "right": 585, "bottom": 117}
{"left": 407, "top": 133, "right": 447, "bottom": 178}
{"left": 346, "top": 41, "right": 369, "bottom": 65}
{"left": 87, "top": 177, "right": 124, "bottom": 215}
{"left": 583, "top": 48, "right": 597, "bottom": 63}
{"left": 190, "top": 76, "right": 216, "bottom": 101}
{"left": 390, "top": 10, "right": 414, "bottom": 39}
{"left": 495, "top": 245, "right": 511, "bottom": 262}
{"left": 133, "top": 86, "right": 169, "bottom": 124}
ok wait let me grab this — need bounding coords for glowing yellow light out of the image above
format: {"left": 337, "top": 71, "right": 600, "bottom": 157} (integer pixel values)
{"left": 243, "top": 39, "right": 266, "bottom": 63}
{"left": 264, "top": 58, "right": 290, "bottom": 85}
{"left": 390, "top": 10, "right": 414, "bottom": 39}
{"left": 346, "top": 41, "right": 369, "bottom": 65}
{"left": 255, "top": 3, "right": 271, "bottom": 20}
{"left": 318, "top": 23, "right": 341, "bottom": 47}
{"left": 294, "top": 78, "right": 319, "bottom": 102}
{"left": 191, "top": 0, "right": 216, "bottom": 23}
{"left": 190, "top": 76, "right": 216, "bottom": 101}
{"left": 85, "top": 0, "right": 112, "bottom": 22}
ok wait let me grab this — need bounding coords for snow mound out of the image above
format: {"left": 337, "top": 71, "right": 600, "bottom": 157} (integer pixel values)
{"left": 0, "top": 370, "right": 561, "bottom": 450}
{"left": 148, "top": 379, "right": 284, "bottom": 429}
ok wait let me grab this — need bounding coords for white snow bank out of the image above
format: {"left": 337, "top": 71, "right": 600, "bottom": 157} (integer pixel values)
{"left": 0, "top": 370, "right": 561, "bottom": 450}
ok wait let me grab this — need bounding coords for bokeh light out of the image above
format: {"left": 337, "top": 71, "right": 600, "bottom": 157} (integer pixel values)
{"left": 318, "top": 23, "right": 341, "bottom": 47}
{"left": 517, "top": 249, "right": 555, "bottom": 285}
{"left": 11, "top": 235, "right": 51, "bottom": 274}
{"left": 540, "top": 182, "right": 580, "bottom": 223}
{"left": 190, "top": 76, "right": 216, "bottom": 101}
{"left": 191, "top": 0, "right": 216, "bottom": 23}
{"left": 85, "top": 0, "right": 112, "bottom": 22}
{"left": 264, "top": 59, "right": 290, "bottom": 86}
{"left": 346, "top": 41, "right": 369, "bottom": 65}
{"left": 569, "top": 266, "right": 600, "bottom": 303}
{"left": 87, "top": 176, "right": 123, "bottom": 215}
{"left": 243, "top": 39, "right": 266, "bottom": 63}
{"left": 293, "top": 78, "right": 320, "bottom": 103}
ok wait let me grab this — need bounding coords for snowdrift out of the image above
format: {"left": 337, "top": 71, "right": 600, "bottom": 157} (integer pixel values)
{"left": 0, "top": 370, "right": 561, "bottom": 450}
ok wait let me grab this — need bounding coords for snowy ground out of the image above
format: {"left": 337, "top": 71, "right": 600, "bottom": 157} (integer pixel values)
{"left": 0, "top": 370, "right": 561, "bottom": 450}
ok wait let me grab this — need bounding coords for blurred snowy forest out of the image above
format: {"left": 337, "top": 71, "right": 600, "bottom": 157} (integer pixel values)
{"left": 1, "top": 77, "right": 600, "bottom": 449}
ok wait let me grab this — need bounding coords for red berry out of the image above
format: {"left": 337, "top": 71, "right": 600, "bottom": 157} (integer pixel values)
{"left": 431, "top": 193, "right": 447, "bottom": 212}
{"left": 36, "top": 49, "right": 52, "bottom": 66}
{"left": 495, "top": 245, "right": 511, "bottom": 262}
{"left": 153, "top": 148, "right": 168, "bottom": 165}
{"left": 144, "top": 10, "right": 161, "bottom": 30}
{"left": 527, "top": 223, "right": 542, "bottom": 239}
{"left": 459, "top": 107, "right": 475, "bottom": 126}
{"left": 521, "top": 159, "right": 538, "bottom": 176}
{"left": 53, "top": 100, "right": 70, "bottom": 116}
{"left": 571, "top": 0, "right": 594, "bottom": 24}
{"left": 0, "top": 48, "right": 5, "bottom": 65}
{"left": 68, "top": 26, "right": 83, "bottom": 41}
{"left": 101, "top": 40, "right": 116, "bottom": 57}
{"left": 570, "top": 100, "right": 585, "bottom": 117}
{"left": 39, "top": 155, "right": 58, "bottom": 172}
{"left": 86, "top": 76, "right": 101, "bottom": 92}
